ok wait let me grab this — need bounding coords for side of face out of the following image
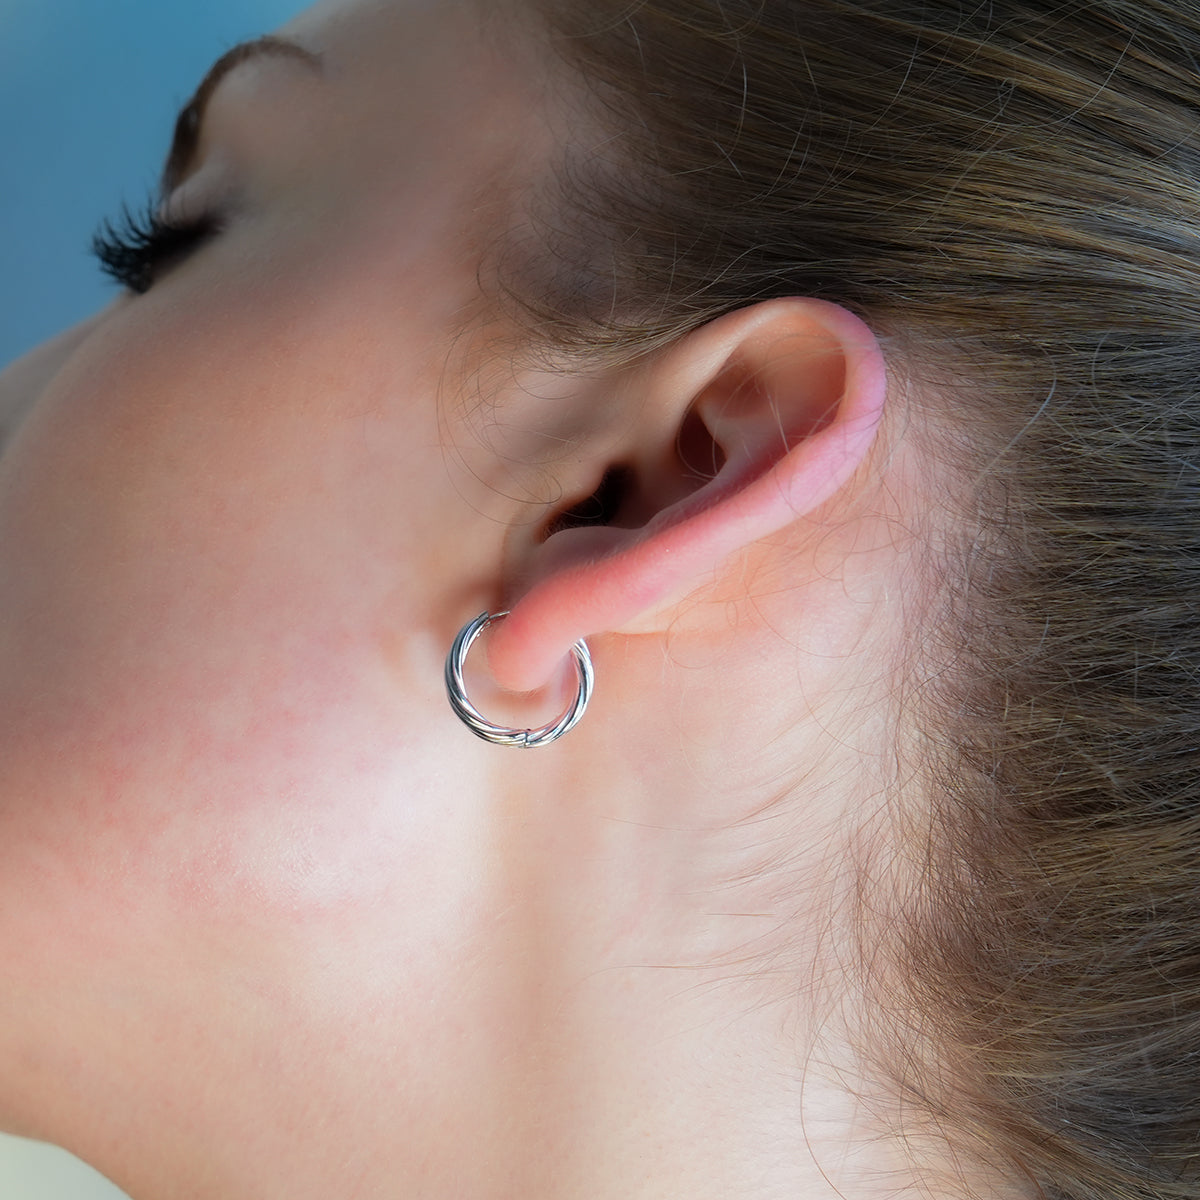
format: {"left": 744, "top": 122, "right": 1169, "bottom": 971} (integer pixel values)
{"left": 0, "top": 0, "right": 560, "bottom": 1055}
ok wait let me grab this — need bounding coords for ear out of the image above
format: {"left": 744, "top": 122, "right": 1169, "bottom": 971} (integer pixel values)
{"left": 486, "top": 298, "right": 887, "bottom": 693}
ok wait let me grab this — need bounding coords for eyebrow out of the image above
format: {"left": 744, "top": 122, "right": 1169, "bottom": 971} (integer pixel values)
{"left": 162, "top": 35, "right": 323, "bottom": 194}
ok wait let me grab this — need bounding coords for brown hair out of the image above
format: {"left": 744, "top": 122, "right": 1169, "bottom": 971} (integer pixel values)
{"left": 507, "top": 1, "right": 1200, "bottom": 1196}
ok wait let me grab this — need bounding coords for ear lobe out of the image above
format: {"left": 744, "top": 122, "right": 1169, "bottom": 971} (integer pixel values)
{"left": 487, "top": 299, "right": 888, "bottom": 694}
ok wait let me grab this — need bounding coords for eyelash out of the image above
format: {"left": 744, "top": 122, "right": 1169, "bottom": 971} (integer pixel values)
{"left": 91, "top": 198, "right": 219, "bottom": 295}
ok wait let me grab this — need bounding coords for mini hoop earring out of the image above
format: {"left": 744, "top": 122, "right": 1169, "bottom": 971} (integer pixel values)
{"left": 445, "top": 612, "right": 594, "bottom": 748}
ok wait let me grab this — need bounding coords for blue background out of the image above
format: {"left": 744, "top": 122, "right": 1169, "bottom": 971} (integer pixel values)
{"left": 1, "top": 0, "right": 303, "bottom": 369}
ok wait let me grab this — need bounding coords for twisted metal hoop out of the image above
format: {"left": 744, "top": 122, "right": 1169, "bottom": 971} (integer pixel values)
{"left": 445, "top": 612, "right": 594, "bottom": 748}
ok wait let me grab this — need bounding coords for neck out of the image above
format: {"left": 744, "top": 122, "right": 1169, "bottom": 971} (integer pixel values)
{"left": 77, "top": 852, "right": 909, "bottom": 1200}
{"left": 15, "top": 657, "right": 928, "bottom": 1200}
{"left": 0, "top": 569, "right": 986, "bottom": 1200}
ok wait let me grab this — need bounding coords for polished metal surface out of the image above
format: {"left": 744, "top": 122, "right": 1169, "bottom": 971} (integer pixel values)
{"left": 445, "top": 612, "right": 593, "bottom": 748}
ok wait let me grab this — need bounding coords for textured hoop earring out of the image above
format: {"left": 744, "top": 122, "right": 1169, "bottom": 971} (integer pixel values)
{"left": 445, "top": 612, "right": 594, "bottom": 748}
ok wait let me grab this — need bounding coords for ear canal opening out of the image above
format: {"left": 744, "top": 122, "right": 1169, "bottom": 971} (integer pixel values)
{"left": 542, "top": 464, "right": 635, "bottom": 539}
{"left": 676, "top": 406, "right": 727, "bottom": 484}
{"left": 542, "top": 412, "right": 728, "bottom": 543}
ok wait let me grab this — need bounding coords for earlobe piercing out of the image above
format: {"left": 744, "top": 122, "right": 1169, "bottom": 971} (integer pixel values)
{"left": 445, "top": 612, "right": 594, "bottom": 747}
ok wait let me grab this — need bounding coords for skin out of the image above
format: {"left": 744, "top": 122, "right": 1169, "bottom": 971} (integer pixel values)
{"left": 0, "top": 1, "right": 1026, "bottom": 1197}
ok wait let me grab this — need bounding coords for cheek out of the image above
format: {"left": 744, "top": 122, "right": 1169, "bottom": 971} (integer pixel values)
{"left": 0, "top": 309, "right": 116, "bottom": 453}
{"left": 0, "top": 283, "right": 467, "bottom": 919}
{"left": 0, "top": 296, "right": 415, "bottom": 683}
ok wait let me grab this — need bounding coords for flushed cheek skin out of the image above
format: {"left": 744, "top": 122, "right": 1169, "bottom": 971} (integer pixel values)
{"left": 0, "top": 10, "right": 546, "bottom": 939}
{"left": 0, "top": 277, "right": 461, "bottom": 922}
{"left": 0, "top": 8, "right": 616, "bottom": 1174}
{"left": 0, "top": 311, "right": 115, "bottom": 454}
{"left": 0, "top": 254, "right": 565, "bottom": 1166}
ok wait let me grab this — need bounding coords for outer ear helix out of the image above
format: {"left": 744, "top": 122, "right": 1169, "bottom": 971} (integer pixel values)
{"left": 445, "top": 612, "right": 594, "bottom": 747}
{"left": 488, "top": 299, "right": 888, "bottom": 694}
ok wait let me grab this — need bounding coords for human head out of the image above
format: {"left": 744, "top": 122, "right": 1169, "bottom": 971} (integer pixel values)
{"left": 503, "top": 2, "right": 1200, "bottom": 1195}
{"left": 0, "top": 1, "right": 1196, "bottom": 1198}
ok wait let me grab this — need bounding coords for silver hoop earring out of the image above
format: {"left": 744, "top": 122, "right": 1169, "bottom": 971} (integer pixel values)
{"left": 445, "top": 612, "right": 594, "bottom": 748}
